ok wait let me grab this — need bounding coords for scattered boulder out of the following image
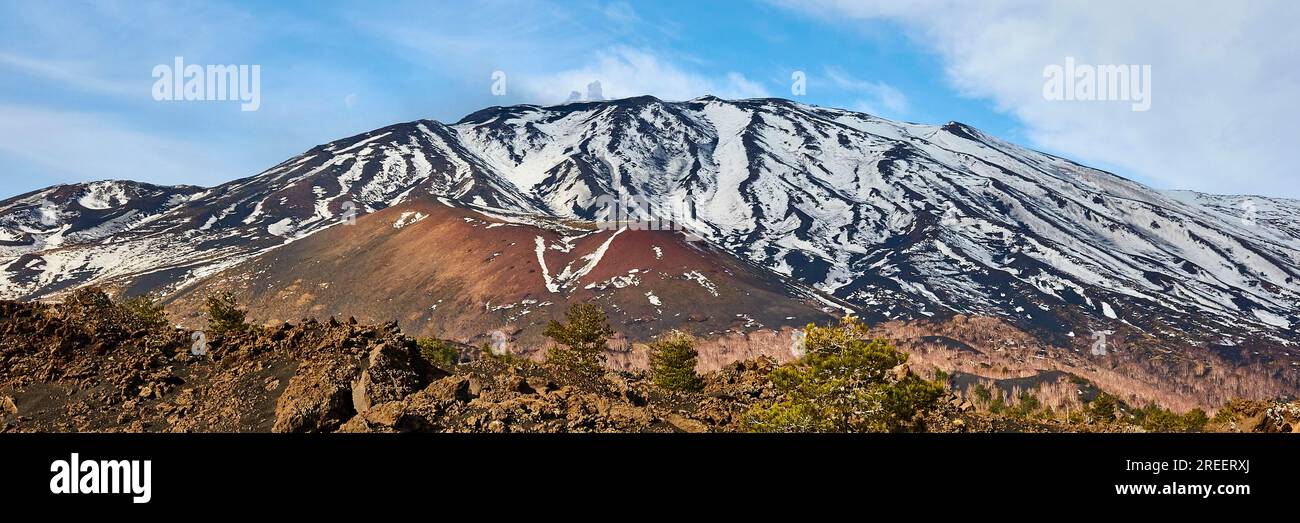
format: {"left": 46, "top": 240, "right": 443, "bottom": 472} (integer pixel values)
{"left": 273, "top": 355, "right": 360, "bottom": 433}
{"left": 352, "top": 342, "right": 425, "bottom": 413}
{"left": 665, "top": 413, "right": 709, "bottom": 433}
{"left": 420, "top": 375, "right": 475, "bottom": 406}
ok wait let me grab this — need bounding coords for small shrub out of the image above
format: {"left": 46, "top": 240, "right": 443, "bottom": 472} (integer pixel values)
{"left": 544, "top": 302, "right": 613, "bottom": 372}
{"left": 1134, "top": 403, "right": 1209, "bottom": 432}
{"left": 1181, "top": 408, "right": 1209, "bottom": 431}
{"left": 1211, "top": 400, "right": 1252, "bottom": 423}
{"left": 205, "top": 291, "right": 247, "bottom": 335}
{"left": 121, "top": 294, "right": 169, "bottom": 329}
{"left": 989, "top": 393, "right": 1007, "bottom": 415}
{"left": 476, "top": 341, "right": 531, "bottom": 368}
{"left": 650, "top": 330, "right": 703, "bottom": 392}
{"left": 1012, "top": 391, "right": 1042, "bottom": 419}
{"left": 418, "top": 338, "right": 460, "bottom": 367}
{"left": 1086, "top": 392, "right": 1118, "bottom": 422}
{"left": 746, "top": 317, "right": 945, "bottom": 432}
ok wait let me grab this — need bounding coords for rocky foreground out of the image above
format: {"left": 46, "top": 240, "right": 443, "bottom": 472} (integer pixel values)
{"left": 1, "top": 292, "right": 1297, "bottom": 433}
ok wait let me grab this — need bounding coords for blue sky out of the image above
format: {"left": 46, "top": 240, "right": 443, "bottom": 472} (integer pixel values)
{"left": 2, "top": 0, "right": 1297, "bottom": 198}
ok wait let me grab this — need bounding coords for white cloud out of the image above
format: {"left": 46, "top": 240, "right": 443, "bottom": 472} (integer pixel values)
{"left": 823, "top": 67, "right": 909, "bottom": 116}
{"left": 517, "top": 47, "right": 770, "bottom": 104}
{"left": 776, "top": 0, "right": 1300, "bottom": 198}
{"left": 349, "top": 4, "right": 758, "bottom": 105}
{"left": 602, "top": 1, "right": 638, "bottom": 24}
{"left": 0, "top": 105, "right": 243, "bottom": 187}
{"left": 0, "top": 52, "right": 138, "bottom": 97}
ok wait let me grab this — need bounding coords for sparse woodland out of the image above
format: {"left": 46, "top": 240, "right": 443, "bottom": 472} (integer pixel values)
{"left": 4, "top": 292, "right": 1295, "bottom": 434}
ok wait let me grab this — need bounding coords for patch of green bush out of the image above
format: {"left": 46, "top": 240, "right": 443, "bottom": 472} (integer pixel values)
{"left": 1133, "top": 403, "right": 1208, "bottom": 432}
{"left": 745, "top": 317, "right": 945, "bottom": 432}
{"left": 205, "top": 291, "right": 247, "bottom": 335}
{"left": 544, "top": 302, "right": 612, "bottom": 372}
{"left": 650, "top": 330, "right": 703, "bottom": 392}
{"left": 1011, "top": 391, "right": 1042, "bottom": 419}
{"left": 121, "top": 294, "right": 169, "bottom": 329}
{"left": 1085, "top": 391, "right": 1118, "bottom": 422}
{"left": 418, "top": 338, "right": 460, "bottom": 367}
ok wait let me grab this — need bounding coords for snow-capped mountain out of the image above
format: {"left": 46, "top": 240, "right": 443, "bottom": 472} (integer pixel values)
{"left": 0, "top": 181, "right": 201, "bottom": 249}
{"left": 0, "top": 181, "right": 203, "bottom": 295}
{"left": 2, "top": 96, "right": 1298, "bottom": 348}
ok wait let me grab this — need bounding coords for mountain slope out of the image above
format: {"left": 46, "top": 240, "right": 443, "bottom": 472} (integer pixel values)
{"left": 158, "top": 199, "right": 841, "bottom": 345}
{"left": 1, "top": 96, "right": 1297, "bottom": 354}
{"left": 448, "top": 96, "right": 1300, "bottom": 347}
{"left": 0, "top": 181, "right": 204, "bottom": 297}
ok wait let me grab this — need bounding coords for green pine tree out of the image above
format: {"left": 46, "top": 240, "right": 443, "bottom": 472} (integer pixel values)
{"left": 206, "top": 291, "right": 247, "bottom": 335}
{"left": 121, "top": 294, "right": 169, "bottom": 329}
{"left": 650, "top": 330, "right": 704, "bottom": 392}
{"left": 544, "top": 302, "right": 613, "bottom": 372}
{"left": 746, "top": 317, "right": 945, "bottom": 432}
{"left": 1087, "top": 392, "right": 1118, "bottom": 422}
{"left": 418, "top": 338, "right": 460, "bottom": 367}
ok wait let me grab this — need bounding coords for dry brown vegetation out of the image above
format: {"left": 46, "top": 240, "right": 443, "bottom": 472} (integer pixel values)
{"left": 604, "top": 315, "right": 1298, "bottom": 414}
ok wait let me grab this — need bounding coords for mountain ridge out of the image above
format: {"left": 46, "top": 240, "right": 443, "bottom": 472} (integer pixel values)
{"left": 1, "top": 96, "right": 1297, "bottom": 356}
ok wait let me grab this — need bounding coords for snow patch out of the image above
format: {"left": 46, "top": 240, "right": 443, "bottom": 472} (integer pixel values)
{"left": 1253, "top": 309, "right": 1291, "bottom": 329}
{"left": 267, "top": 218, "right": 296, "bottom": 237}
{"left": 393, "top": 211, "right": 428, "bottom": 229}
{"left": 683, "top": 270, "right": 719, "bottom": 297}
{"left": 1101, "top": 302, "right": 1118, "bottom": 320}
{"left": 77, "top": 182, "right": 129, "bottom": 210}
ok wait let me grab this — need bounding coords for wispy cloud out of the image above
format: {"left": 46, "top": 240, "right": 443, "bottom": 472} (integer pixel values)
{"left": 348, "top": 2, "right": 772, "bottom": 105}
{"left": 518, "top": 47, "right": 770, "bottom": 103}
{"left": 602, "top": 1, "right": 639, "bottom": 25}
{"left": 0, "top": 104, "right": 246, "bottom": 186}
{"left": 774, "top": 0, "right": 1300, "bottom": 197}
{"left": 823, "top": 66, "right": 908, "bottom": 116}
{"left": 0, "top": 52, "right": 139, "bottom": 97}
